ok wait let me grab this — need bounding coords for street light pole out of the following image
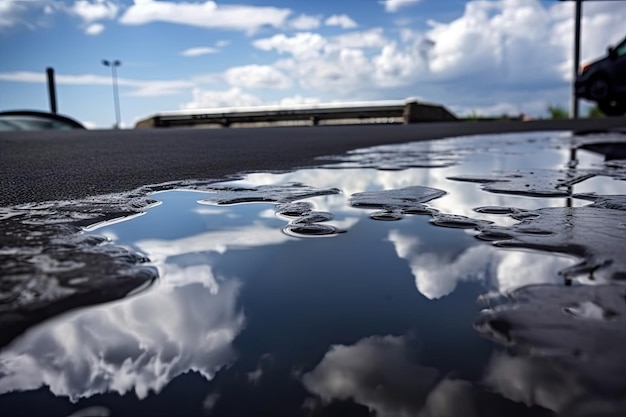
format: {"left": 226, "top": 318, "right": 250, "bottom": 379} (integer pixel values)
{"left": 572, "top": 0, "right": 582, "bottom": 119}
{"left": 560, "top": 0, "right": 584, "bottom": 119}
{"left": 102, "top": 59, "right": 122, "bottom": 129}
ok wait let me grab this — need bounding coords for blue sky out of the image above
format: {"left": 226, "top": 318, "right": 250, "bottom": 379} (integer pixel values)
{"left": 1, "top": 0, "right": 625, "bottom": 128}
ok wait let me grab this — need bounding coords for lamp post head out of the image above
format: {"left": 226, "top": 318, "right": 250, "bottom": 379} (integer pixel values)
{"left": 102, "top": 60, "right": 121, "bottom": 67}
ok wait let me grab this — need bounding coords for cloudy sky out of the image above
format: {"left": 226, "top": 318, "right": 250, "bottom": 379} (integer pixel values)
{"left": 1, "top": 0, "right": 625, "bottom": 128}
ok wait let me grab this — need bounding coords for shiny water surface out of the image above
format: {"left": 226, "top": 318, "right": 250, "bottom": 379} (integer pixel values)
{"left": 1, "top": 131, "right": 626, "bottom": 417}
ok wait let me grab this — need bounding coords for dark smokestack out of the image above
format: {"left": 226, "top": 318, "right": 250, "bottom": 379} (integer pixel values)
{"left": 46, "top": 67, "right": 57, "bottom": 114}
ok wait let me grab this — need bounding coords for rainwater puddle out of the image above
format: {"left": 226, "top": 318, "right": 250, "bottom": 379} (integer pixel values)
{"left": 1, "top": 131, "right": 626, "bottom": 417}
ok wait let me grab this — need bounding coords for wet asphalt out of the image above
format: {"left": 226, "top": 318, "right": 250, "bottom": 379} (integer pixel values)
{"left": 1, "top": 118, "right": 625, "bottom": 206}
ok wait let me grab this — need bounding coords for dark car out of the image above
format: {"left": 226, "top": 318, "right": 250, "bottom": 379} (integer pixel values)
{"left": 575, "top": 36, "right": 626, "bottom": 116}
{"left": 0, "top": 110, "right": 85, "bottom": 131}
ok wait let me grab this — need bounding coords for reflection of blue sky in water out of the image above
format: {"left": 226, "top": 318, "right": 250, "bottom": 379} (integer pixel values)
{"left": 0, "top": 131, "right": 625, "bottom": 415}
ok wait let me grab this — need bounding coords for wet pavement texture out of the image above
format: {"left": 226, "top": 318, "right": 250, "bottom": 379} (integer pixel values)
{"left": 1, "top": 131, "right": 626, "bottom": 416}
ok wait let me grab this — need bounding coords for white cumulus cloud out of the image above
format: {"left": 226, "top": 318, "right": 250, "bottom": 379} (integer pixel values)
{"left": 119, "top": 0, "right": 291, "bottom": 33}
{"left": 252, "top": 30, "right": 391, "bottom": 95}
{"left": 0, "top": 0, "right": 64, "bottom": 29}
{"left": 126, "top": 79, "right": 195, "bottom": 96}
{"left": 183, "top": 87, "right": 264, "bottom": 109}
{"left": 253, "top": 32, "right": 328, "bottom": 59}
{"left": 84, "top": 22, "right": 104, "bottom": 35}
{"left": 331, "top": 28, "right": 388, "bottom": 50}
{"left": 0, "top": 71, "right": 193, "bottom": 97}
{"left": 288, "top": 14, "right": 321, "bottom": 30}
{"left": 249, "top": 0, "right": 626, "bottom": 116}
{"left": 0, "top": 0, "right": 26, "bottom": 28}
{"left": 223, "top": 64, "right": 292, "bottom": 90}
{"left": 71, "top": 0, "right": 119, "bottom": 22}
{"left": 325, "top": 14, "right": 358, "bottom": 29}
{"left": 3, "top": 0, "right": 626, "bottom": 119}
{"left": 381, "top": 0, "right": 421, "bottom": 13}
{"left": 279, "top": 95, "right": 320, "bottom": 106}
{"left": 180, "top": 46, "right": 219, "bottom": 57}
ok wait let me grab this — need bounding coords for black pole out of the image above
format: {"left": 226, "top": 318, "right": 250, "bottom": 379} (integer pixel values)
{"left": 46, "top": 67, "right": 57, "bottom": 114}
{"left": 572, "top": 0, "right": 582, "bottom": 119}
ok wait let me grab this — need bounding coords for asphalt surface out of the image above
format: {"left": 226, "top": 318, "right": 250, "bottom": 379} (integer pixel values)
{"left": 1, "top": 118, "right": 625, "bottom": 206}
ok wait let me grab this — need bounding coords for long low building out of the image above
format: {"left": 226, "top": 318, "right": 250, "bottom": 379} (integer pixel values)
{"left": 135, "top": 99, "right": 457, "bottom": 128}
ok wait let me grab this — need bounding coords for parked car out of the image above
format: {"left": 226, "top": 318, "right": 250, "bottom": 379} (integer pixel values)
{"left": 0, "top": 110, "right": 86, "bottom": 131}
{"left": 575, "top": 36, "right": 626, "bottom": 116}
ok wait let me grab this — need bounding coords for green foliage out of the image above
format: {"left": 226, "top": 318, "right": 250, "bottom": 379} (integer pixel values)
{"left": 547, "top": 104, "right": 569, "bottom": 119}
{"left": 467, "top": 109, "right": 479, "bottom": 121}
{"left": 587, "top": 105, "right": 605, "bottom": 118}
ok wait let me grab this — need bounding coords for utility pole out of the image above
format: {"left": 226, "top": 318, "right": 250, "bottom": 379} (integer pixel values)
{"left": 572, "top": 0, "right": 582, "bottom": 119}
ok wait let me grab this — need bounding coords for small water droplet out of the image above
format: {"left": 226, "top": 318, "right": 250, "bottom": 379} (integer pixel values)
{"left": 474, "top": 206, "right": 520, "bottom": 215}
{"left": 430, "top": 214, "right": 492, "bottom": 229}
{"left": 284, "top": 224, "right": 340, "bottom": 237}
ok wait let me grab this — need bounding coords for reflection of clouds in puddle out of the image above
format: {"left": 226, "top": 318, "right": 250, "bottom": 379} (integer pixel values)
{"left": 95, "top": 184, "right": 555, "bottom": 367}
{"left": 302, "top": 334, "right": 476, "bottom": 417}
{"left": 477, "top": 285, "right": 626, "bottom": 394}
{"left": 488, "top": 203, "right": 626, "bottom": 282}
{"left": 192, "top": 207, "right": 232, "bottom": 216}
{"left": 320, "top": 132, "right": 570, "bottom": 173}
{"left": 136, "top": 224, "right": 292, "bottom": 261}
{"left": 259, "top": 208, "right": 277, "bottom": 219}
{"left": 134, "top": 212, "right": 359, "bottom": 261}
{"left": 572, "top": 175, "right": 626, "bottom": 195}
{"left": 230, "top": 138, "right": 586, "bottom": 228}
{"left": 388, "top": 229, "right": 494, "bottom": 299}
{"left": 484, "top": 353, "right": 583, "bottom": 413}
{"left": 387, "top": 229, "right": 574, "bottom": 299}
{"left": 246, "top": 169, "right": 499, "bottom": 226}
{"left": 203, "top": 392, "right": 221, "bottom": 414}
{"left": 575, "top": 148, "right": 607, "bottom": 169}
{"left": 494, "top": 249, "right": 576, "bottom": 292}
{"left": 484, "top": 351, "right": 626, "bottom": 416}
{"left": 141, "top": 152, "right": 594, "bottom": 301}
{"left": 0, "top": 194, "right": 311, "bottom": 402}
{"left": 67, "top": 406, "right": 111, "bottom": 417}
{"left": 160, "top": 263, "right": 219, "bottom": 291}
{"left": 0, "top": 277, "right": 244, "bottom": 401}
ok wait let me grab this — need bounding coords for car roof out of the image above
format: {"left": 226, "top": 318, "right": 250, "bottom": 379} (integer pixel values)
{"left": 0, "top": 110, "right": 86, "bottom": 131}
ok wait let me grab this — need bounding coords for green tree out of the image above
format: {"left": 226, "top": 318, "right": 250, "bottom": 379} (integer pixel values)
{"left": 466, "top": 109, "right": 479, "bottom": 121}
{"left": 587, "top": 105, "right": 605, "bottom": 118}
{"left": 547, "top": 104, "right": 569, "bottom": 119}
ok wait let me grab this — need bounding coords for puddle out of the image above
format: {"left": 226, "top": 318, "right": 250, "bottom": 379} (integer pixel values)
{"left": 1, "top": 131, "right": 625, "bottom": 416}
